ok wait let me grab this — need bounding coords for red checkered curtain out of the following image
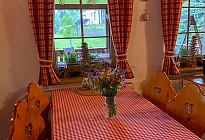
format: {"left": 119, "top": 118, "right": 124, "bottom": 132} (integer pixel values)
{"left": 28, "top": 0, "right": 60, "bottom": 86}
{"left": 108, "top": 0, "right": 134, "bottom": 79}
{"left": 161, "top": 0, "right": 182, "bottom": 75}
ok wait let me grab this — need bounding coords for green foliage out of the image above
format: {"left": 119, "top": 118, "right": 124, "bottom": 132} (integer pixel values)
{"left": 89, "top": 52, "right": 98, "bottom": 60}
{"left": 69, "top": 10, "right": 80, "bottom": 25}
{"left": 60, "top": 12, "right": 73, "bottom": 38}
{"left": 54, "top": 9, "right": 107, "bottom": 50}
{"left": 64, "top": 52, "right": 77, "bottom": 63}
{"left": 179, "top": 46, "right": 187, "bottom": 56}
{"left": 54, "top": 13, "right": 61, "bottom": 34}
{"left": 54, "top": 37, "right": 106, "bottom": 50}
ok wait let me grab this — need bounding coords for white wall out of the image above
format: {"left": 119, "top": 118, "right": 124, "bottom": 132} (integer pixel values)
{"left": 127, "top": 0, "right": 164, "bottom": 94}
{"left": 0, "top": 0, "right": 39, "bottom": 139}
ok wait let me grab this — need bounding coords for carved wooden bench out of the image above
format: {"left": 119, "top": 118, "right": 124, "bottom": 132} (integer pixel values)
{"left": 8, "top": 101, "right": 45, "bottom": 140}
{"left": 142, "top": 71, "right": 177, "bottom": 112}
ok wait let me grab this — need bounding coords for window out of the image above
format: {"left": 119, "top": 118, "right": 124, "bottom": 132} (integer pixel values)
{"left": 176, "top": 0, "right": 205, "bottom": 56}
{"left": 54, "top": 0, "right": 110, "bottom": 66}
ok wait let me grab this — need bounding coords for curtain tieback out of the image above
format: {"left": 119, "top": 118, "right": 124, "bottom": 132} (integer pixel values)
{"left": 39, "top": 59, "right": 52, "bottom": 67}
{"left": 165, "top": 51, "right": 175, "bottom": 58}
{"left": 116, "top": 54, "right": 127, "bottom": 62}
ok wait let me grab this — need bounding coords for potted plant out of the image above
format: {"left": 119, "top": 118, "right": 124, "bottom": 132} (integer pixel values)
{"left": 64, "top": 51, "right": 78, "bottom": 65}
{"left": 179, "top": 46, "right": 188, "bottom": 68}
{"left": 64, "top": 52, "right": 81, "bottom": 77}
{"left": 89, "top": 52, "right": 98, "bottom": 61}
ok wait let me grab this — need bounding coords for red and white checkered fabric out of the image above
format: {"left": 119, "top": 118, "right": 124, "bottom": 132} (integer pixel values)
{"left": 51, "top": 86, "right": 200, "bottom": 140}
{"left": 108, "top": 0, "right": 134, "bottom": 79}
{"left": 161, "top": 0, "right": 182, "bottom": 75}
{"left": 27, "top": 0, "right": 60, "bottom": 86}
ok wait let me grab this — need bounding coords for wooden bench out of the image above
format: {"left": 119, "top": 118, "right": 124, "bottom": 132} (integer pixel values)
{"left": 166, "top": 83, "right": 205, "bottom": 138}
{"left": 25, "top": 82, "right": 50, "bottom": 139}
{"left": 8, "top": 101, "right": 45, "bottom": 140}
{"left": 142, "top": 71, "right": 177, "bottom": 112}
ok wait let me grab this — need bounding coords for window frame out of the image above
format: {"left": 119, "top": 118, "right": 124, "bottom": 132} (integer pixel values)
{"left": 54, "top": 2, "right": 111, "bottom": 50}
{"left": 178, "top": 0, "right": 205, "bottom": 55}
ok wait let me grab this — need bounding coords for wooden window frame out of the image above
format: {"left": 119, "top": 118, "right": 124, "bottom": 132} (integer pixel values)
{"left": 54, "top": 1, "right": 111, "bottom": 54}
{"left": 179, "top": 0, "right": 205, "bottom": 55}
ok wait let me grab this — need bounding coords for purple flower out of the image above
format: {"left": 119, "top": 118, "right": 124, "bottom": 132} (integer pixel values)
{"left": 96, "top": 72, "right": 100, "bottom": 76}
{"left": 109, "top": 67, "right": 112, "bottom": 70}
{"left": 85, "top": 72, "right": 88, "bottom": 74}
{"left": 102, "top": 69, "right": 105, "bottom": 72}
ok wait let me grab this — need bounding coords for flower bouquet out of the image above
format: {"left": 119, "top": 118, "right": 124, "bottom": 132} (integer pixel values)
{"left": 87, "top": 67, "right": 126, "bottom": 118}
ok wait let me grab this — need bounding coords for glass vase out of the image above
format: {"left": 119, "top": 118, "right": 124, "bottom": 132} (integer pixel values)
{"left": 104, "top": 96, "right": 117, "bottom": 119}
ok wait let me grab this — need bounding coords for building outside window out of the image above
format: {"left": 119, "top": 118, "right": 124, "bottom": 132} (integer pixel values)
{"left": 54, "top": 0, "right": 110, "bottom": 67}
{"left": 175, "top": 0, "right": 205, "bottom": 56}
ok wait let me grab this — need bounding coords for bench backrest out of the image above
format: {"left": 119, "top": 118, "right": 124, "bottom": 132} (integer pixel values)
{"left": 8, "top": 101, "right": 45, "bottom": 140}
{"left": 166, "top": 83, "right": 205, "bottom": 138}
{"left": 142, "top": 71, "right": 177, "bottom": 112}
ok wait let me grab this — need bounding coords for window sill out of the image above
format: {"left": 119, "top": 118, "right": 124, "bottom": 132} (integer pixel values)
{"left": 168, "top": 66, "right": 203, "bottom": 80}
{"left": 178, "top": 66, "right": 203, "bottom": 74}
{"left": 57, "top": 77, "right": 83, "bottom": 85}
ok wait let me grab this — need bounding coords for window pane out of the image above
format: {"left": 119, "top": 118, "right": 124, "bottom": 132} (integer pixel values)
{"left": 188, "top": 33, "right": 204, "bottom": 54}
{"left": 54, "top": 39, "right": 82, "bottom": 50}
{"left": 82, "top": 10, "right": 107, "bottom": 37}
{"left": 55, "top": 0, "right": 80, "bottom": 4}
{"left": 189, "top": 8, "right": 205, "bottom": 32}
{"left": 85, "top": 38, "right": 110, "bottom": 58}
{"left": 176, "top": 34, "right": 188, "bottom": 55}
{"left": 182, "top": 0, "right": 189, "bottom": 7}
{"left": 190, "top": 0, "right": 205, "bottom": 7}
{"left": 54, "top": 10, "right": 82, "bottom": 38}
{"left": 179, "top": 8, "right": 188, "bottom": 33}
{"left": 83, "top": 0, "right": 107, "bottom": 4}
{"left": 201, "top": 33, "right": 205, "bottom": 54}
{"left": 84, "top": 37, "right": 108, "bottom": 48}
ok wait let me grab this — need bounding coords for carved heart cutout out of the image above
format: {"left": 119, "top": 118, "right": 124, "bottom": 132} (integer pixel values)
{"left": 155, "top": 87, "right": 161, "bottom": 95}
{"left": 25, "top": 123, "right": 32, "bottom": 136}
{"left": 35, "top": 100, "right": 40, "bottom": 109}
{"left": 185, "top": 103, "right": 195, "bottom": 114}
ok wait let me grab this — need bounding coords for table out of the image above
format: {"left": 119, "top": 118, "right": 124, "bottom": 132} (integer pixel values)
{"left": 183, "top": 76, "right": 205, "bottom": 94}
{"left": 184, "top": 76, "right": 205, "bottom": 87}
{"left": 51, "top": 86, "right": 200, "bottom": 140}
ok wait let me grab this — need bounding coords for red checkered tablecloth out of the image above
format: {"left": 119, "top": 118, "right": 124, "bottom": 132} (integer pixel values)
{"left": 51, "top": 86, "right": 200, "bottom": 140}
